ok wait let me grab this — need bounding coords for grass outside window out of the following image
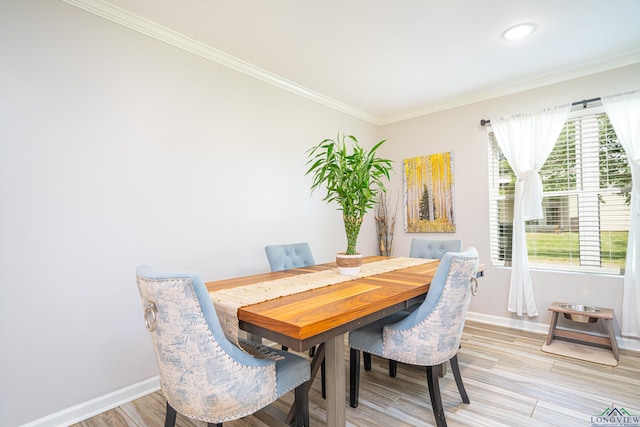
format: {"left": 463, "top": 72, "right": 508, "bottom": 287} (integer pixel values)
{"left": 526, "top": 231, "right": 628, "bottom": 270}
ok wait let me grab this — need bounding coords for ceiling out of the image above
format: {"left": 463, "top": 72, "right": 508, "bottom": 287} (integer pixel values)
{"left": 68, "top": 0, "right": 640, "bottom": 124}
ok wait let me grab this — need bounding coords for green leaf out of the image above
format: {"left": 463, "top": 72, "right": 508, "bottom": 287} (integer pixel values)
{"left": 305, "top": 132, "right": 394, "bottom": 253}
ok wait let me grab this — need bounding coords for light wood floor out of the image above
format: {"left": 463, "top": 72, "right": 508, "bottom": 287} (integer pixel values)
{"left": 73, "top": 321, "right": 640, "bottom": 426}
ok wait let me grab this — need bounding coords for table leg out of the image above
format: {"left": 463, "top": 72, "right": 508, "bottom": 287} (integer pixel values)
{"left": 325, "top": 334, "right": 346, "bottom": 427}
{"left": 246, "top": 333, "right": 262, "bottom": 344}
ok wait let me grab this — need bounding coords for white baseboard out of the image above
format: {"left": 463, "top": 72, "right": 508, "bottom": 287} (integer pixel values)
{"left": 19, "top": 313, "right": 640, "bottom": 427}
{"left": 466, "top": 311, "right": 640, "bottom": 353}
{"left": 20, "top": 376, "right": 160, "bottom": 427}
{"left": 466, "top": 311, "right": 550, "bottom": 335}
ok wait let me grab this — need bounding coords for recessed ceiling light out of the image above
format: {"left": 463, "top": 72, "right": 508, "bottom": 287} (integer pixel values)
{"left": 503, "top": 23, "right": 537, "bottom": 41}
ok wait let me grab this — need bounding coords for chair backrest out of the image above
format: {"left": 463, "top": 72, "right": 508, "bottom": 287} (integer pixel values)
{"left": 409, "top": 238, "right": 463, "bottom": 260}
{"left": 264, "top": 242, "right": 315, "bottom": 272}
{"left": 382, "top": 247, "right": 479, "bottom": 366}
{"left": 135, "top": 265, "right": 277, "bottom": 424}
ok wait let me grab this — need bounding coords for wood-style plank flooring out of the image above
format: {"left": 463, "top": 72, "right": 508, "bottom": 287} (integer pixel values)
{"left": 73, "top": 321, "right": 640, "bottom": 426}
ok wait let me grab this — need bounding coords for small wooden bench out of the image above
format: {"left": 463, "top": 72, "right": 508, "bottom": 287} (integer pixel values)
{"left": 546, "top": 301, "right": 619, "bottom": 360}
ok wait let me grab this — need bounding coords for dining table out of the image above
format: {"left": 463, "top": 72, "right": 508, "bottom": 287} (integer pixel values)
{"left": 205, "top": 255, "right": 477, "bottom": 427}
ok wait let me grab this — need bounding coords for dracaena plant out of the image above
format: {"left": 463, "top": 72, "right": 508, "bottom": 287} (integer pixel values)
{"left": 306, "top": 133, "right": 393, "bottom": 255}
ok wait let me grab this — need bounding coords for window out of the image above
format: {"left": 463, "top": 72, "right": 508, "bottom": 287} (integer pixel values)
{"left": 488, "top": 106, "right": 631, "bottom": 274}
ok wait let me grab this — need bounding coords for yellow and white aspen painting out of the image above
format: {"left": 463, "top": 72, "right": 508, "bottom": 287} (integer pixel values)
{"left": 403, "top": 152, "right": 456, "bottom": 232}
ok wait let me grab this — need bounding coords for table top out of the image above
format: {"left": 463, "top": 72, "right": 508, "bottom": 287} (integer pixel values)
{"left": 205, "top": 256, "right": 441, "bottom": 351}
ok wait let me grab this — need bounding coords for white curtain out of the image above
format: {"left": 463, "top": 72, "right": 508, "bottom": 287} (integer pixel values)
{"left": 603, "top": 90, "right": 640, "bottom": 338}
{"left": 491, "top": 105, "right": 571, "bottom": 317}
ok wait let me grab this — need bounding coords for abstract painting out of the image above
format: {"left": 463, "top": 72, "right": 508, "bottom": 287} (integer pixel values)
{"left": 403, "top": 152, "right": 456, "bottom": 232}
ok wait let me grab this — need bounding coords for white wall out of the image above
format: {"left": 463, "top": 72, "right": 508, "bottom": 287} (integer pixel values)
{"left": 379, "top": 63, "right": 640, "bottom": 336}
{"left": 0, "top": 2, "right": 379, "bottom": 425}
{"left": 2, "top": 1, "right": 639, "bottom": 426}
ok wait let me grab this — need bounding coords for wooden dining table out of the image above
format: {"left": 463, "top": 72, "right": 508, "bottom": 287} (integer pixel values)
{"left": 205, "top": 256, "right": 447, "bottom": 427}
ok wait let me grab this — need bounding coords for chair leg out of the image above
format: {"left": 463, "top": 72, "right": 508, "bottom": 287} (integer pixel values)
{"left": 309, "top": 345, "right": 316, "bottom": 357}
{"left": 426, "top": 365, "right": 447, "bottom": 427}
{"left": 388, "top": 359, "right": 397, "bottom": 377}
{"left": 165, "top": 402, "right": 177, "bottom": 427}
{"left": 282, "top": 345, "right": 288, "bottom": 351}
{"left": 450, "top": 354, "right": 470, "bottom": 404}
{"left": 363, "top": 351, "right": 372, "bottom": 371}
{"left": 294, "top": 382, "right": 310, "bottom": 426}
{"left": 349, "top": 348, "right": 361, "bottom": 408}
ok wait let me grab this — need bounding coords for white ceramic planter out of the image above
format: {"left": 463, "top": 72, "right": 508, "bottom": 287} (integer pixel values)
{"left": 336, "top": 253, "right": 363, "bottom": 275}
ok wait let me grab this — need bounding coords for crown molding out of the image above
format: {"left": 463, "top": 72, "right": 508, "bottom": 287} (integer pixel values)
{"left": 380, "top": 52, "right": 640, "bottom": 125}
{"left": 61, "top": 0, "right": 382, "bottom": 125}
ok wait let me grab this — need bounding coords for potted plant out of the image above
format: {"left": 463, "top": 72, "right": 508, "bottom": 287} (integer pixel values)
{"left": 306, "top": 132, "right": 393, "bottom": 274}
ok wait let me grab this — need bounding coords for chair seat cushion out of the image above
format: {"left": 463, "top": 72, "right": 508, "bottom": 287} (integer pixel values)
{"left": 348, "top": 312, "right": 407, "bottom": 357}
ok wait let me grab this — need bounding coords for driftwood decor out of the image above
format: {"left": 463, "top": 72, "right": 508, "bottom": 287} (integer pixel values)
{"left": 375, "top": 192, "right": 398, "bottom": 256}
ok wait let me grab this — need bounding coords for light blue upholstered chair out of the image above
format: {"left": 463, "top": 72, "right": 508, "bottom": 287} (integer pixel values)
{"left": 406, "top": 239, "right": 463, "bottom": 315}
{"left": 136, "top": 265, "right": 310, "bottom": 427}
{"left": 349, "top": 248, "right": 479, "bottom": 427}
{"left": 368, "top": 238, "right": 464, "bottom": 377}
{"left": 264, "top": 242, "right": 316, "bottom": 272}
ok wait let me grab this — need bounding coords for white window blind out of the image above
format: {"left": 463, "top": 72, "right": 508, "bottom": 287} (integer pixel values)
{"left": 488, "top": 106, "right": 631, "bottom": 274}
